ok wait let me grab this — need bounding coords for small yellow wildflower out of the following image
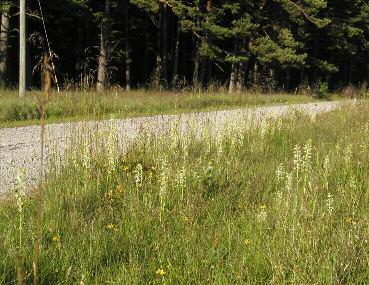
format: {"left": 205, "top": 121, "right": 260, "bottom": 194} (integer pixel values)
{"left": 123, "top": 165, "right": 130, "bottom": 171}
{"left": 148, "top": 171, "right": 153, "bottom": 182}
{"left": 244, "top": 239, "right": 251, "bottom": 246}
{"left": 107, "top": 224, "right": 117, "bottom": 231}
{"left": 260, "top": 205, "right": 267, "bottom": 210}
{"left": 156, "top": 268, "right": 166, "bottom": 277}
{"left": 52, "top": 235, "right": 60, "bottom": 243}
{"left": 345, "top": 217, "right": 352, "bottom": 224}
{"left": 105, "top": 190, "right": 114, "bottom": 199}
{"left": 116, "top": 185, "right": 124, "bottom": 195}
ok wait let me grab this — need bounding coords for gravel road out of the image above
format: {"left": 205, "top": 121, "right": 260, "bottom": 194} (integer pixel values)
{"left": 0, "top": 101, "right": 342, "bottom": 195}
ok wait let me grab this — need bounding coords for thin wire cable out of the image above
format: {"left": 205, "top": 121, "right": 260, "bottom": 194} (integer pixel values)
{"left": 36, "top": 0, "right": 60, "bottom": 92}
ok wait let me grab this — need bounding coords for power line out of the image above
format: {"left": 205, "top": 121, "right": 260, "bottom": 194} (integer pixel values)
{"left": 36, "top": 0, "right": 60, "bottom": 93}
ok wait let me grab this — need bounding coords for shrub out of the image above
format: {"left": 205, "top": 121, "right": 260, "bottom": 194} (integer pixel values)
{"left": 314, "top": 81, "right": 330, "bottom": 99}
{"left": 342, "top": 85, "right": 360, "bottom": 99}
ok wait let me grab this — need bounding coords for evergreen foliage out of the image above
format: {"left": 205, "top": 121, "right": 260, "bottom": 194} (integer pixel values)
{"left": 2, "top": 0, "right": 369, "bottom": 91}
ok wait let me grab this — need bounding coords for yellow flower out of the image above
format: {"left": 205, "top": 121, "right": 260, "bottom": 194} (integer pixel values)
{"left": 123, "top": 165, "right": 130, "bottom": 171}
{"left": 116, "top": 185, "right": 124, "bottom": 195}
{"left": 52, "top": 235, "right": 60, "bottom": 243}
{"left": 105, "top": 190, "right": 114, "bottom": 199}
{"left": 260, "top": 205, "right": 267, "bottom": 210}
{"left": 244, "top": 239, "right": 251, "bottom": 246}
{"left": 345, "top": 217, "right": 352, "bottom": 224}
{"left": 148, "top": 171, "right": 153, "bottom": 181}
{"left": 156, "top": 268, "right": 166, "bottom": 277}
{"left": 107, "top": 224, "right": 117, "bottom": 231}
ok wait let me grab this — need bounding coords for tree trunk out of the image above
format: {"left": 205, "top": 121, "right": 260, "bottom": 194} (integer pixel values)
{"left": 0, "top": 3, "right": 10, "bottom": 84}
{"left": 162, "top": 3, "right": 168, "bottom": 87}
{"left": 253, "top": 60, "right": 259, "bottom": 88}
{"left": 153, "top": 3, "right": 163, "bottom": 89}
{"left": 172, "top": 22, "right": 180, "bottom": 88}
{"left": 193, "top": 50, "right": 199, "bottom": 90}
{"left": 144, "top": 31, "right": 149, "bottom": 82}
{"left": 97, "top": 0, "right": 111, "bottom": 91}
{"left": 237, "top": 61, "right": 246, "bottom": 93}
{"left": 124, "top": 0, "right": 131, "bottom": 91}
{"left": 200, "top": 60, "right": 205, "bottom": 90}
{"left": 207, "top": 60, "right": 212, "bottom": 84}
{"left": 348, "top": 59, "right": 353, "bottom": 85}
{"left": 286, "top": 67, "right": 291, "bottom": 91}
{"left": 228, "top": 63, "right": 238, "bottom": 93}
{"left": 269, "top": 67, "right": 274, "bottom": 93}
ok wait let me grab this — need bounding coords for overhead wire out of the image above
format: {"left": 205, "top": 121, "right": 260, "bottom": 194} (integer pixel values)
{"left": 36, "top": 0, "right": 60, "bottom": 92}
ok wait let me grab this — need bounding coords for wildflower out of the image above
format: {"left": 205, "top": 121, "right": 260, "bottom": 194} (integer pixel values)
{"left": 284, "top": 173, "right": 293, "bottom": 194}
{"left": 177, "top": 166, "right": 186, "bottom": 190}
{"left": 116, "top": 185, "right": 124, "bottom": 195}
{"left": 244, "top": 239, "right": 251, "bottom": 246}
{"left": 123, "top": 165, "right": 130, "bottom": 171}
{"left": 82, "top": 142, "right": 91, "bottom": 171}
{"left": 276, "top": 118, "right": 283, "bottom": 131}
{"left": 107, "top": 224, "right": 117, "bottom": 231}
{"left": 215, "top": 131, "right": 223, "bottom": 160}
{"left": 302, "top": 139, "right": 312, "bottom": 174}
{"left": 159, "top": 157, "right": 168, "bottom": 221}
{"left": 181, "top": 135, "right": 189, "bottom": 162}
{"left": 293, "top": 144, "right": 302, "bottom": 174}
{"left": 105, "top": 190, "right": 114, "bottom": 200}
{"left": 156, "top": 268, "right": 166, "bottom": 277}
{"left": 326, "top": 193, "right": 334, "bottom": 215}
{"left": 260, "top": 119, "right": 268, "bottom": 138}
{"left": 14, "top": 169, "right": 26, "bottom": 213}
{"left": 107, "top": 123, "right": 118, "bottom": 175}
{"left": 147, "top": 171, "right": 153, "bottom": 183}
{"left": 276, "top": 163, "right": 285, "bottom": 182}
{"left": 52, "top": 235, "right": 60, "bottom": 243}
{"left": 348, "top": 175, "right": 357, "bottom": 190}
{"left": 134, "top": 163, "right": 143, "bottom": 189}
{"left": 257, "top": 206, "right": 267, "bottom": 222}
{"left": 323, "top": 156, "right": 330, "bottom": 174}
{"left": 344, "top": 144, "right": 353, "bottom": 166}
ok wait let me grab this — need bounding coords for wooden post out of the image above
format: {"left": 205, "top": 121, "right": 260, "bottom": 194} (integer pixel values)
{"left": 19, "top": 0, "right": 26, "bottom": 97}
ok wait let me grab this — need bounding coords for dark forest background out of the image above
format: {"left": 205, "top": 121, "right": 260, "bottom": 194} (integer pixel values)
{"left": 1, "top": 0, "right": 369, "bottom": 93}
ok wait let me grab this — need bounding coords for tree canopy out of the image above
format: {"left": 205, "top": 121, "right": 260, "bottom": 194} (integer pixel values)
{"left": 1, "top": 0, "right": 369, "bottom": 92}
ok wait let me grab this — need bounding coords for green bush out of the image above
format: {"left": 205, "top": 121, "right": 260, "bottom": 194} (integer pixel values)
{"left": 314, "top": 81, "right": 330, "bottom": 99}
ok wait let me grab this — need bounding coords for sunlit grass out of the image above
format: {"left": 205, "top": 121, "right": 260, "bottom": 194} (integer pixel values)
{"left": 1, "top": 101, "right": 368, "bottom": 284}
{"left": 0, "top": 90, "right": 322, "bottom": 127}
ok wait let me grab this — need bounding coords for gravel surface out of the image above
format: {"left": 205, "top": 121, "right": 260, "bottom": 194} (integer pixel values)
{"left": 0, "top": 101, "right": 342, "bottom": 195}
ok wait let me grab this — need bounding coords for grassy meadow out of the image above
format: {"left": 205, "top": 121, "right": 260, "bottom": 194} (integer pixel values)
{"left": 1, "top": 100, "right": 369, "bottom": 283}
{"left": 0, "top": 90, "right": 320, "bottom": 127}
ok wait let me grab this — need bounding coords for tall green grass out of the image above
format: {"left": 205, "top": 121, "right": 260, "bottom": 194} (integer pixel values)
{"left": 1, "top": 102, "right": 369, "bottom": 284}
{"left": 0, "top": 90, "right": 317, "bottom": 127}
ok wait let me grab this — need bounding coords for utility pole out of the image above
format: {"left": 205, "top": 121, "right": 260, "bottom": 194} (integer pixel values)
{"left": 19, "top": 0, "right": 26, "bottom": 97}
